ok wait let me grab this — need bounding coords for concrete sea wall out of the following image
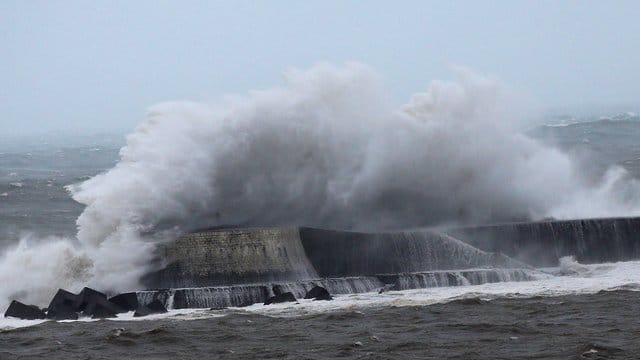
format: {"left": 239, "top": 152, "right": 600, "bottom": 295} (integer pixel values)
{"left": 144, "top": 227, "right": 317, "bottom": 288}
{"left": 448, "top": 217, "right": 640, "bottom": 267}
{"left": 144, "top": 227, "right": 526, "bottom": 288}
{"left": 298, "top": 228, "right": 525, "bottom": 277}
{"left": 143, "top": 226, "right": 524, "bottom": 289}
{"left": 138, "top": 218, "right": 640, "bottom": 308}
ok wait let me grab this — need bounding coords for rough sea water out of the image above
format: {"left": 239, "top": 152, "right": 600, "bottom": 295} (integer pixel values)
{"left": 1, "top": 65, "right": 639, "bottom": 358}
{"left": 1, "top": 260, "right": 640, "bottom": 359}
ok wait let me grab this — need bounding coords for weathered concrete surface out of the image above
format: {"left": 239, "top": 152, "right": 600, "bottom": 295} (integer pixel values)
{"left": 143, "top": 227, "right": 317, "bottom": 288}
{"left": 135, "top": 218, "right": 640, "bottom": 309}
{"left": 143, "top": 226, "right": 524, "bottom": 289}
{"left": 448, "top": 217, "right": 640, "bottom": 267}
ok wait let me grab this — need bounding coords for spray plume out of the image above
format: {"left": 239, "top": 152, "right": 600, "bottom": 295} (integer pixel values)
{"left": 1, "top": 63, "right": 639, "bottom": 308}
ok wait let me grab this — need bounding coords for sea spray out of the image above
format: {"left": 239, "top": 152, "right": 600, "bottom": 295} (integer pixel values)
{"left": 68, "top": 63, "right": 640, "bottom": 234}
{"left": 1, "top": 63, "right": 640, "bottom": 310}
{"left": 0, "top": 235, "right": 91, "bottom": 308}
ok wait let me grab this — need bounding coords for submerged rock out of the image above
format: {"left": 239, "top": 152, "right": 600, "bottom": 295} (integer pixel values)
{"left": 108, "top": 292, "right": 139, "bottom": 312}
{"left": 133, "top": 299, "right": 168, "bottom": 317}
{"left": 304, "top": 286, "right": 333, "bottom": 301}
{"left": 4, "top": 300, "right": 46, "bottom": 320}
{"left": 264, "top": 292, "right": 297, "bottom": 305}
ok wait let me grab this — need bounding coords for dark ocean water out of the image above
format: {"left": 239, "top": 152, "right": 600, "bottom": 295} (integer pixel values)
{"left": 0, "top": 134, "right": 121, "bottom": 244}
{"left": 1, "top": 290, "right": 638, "bottom": 359}
{"left": 1, "top": 117, "right": 640, "bottom": 359}
{"left": 528, "top": 116, "right": 640, "bottom": 181}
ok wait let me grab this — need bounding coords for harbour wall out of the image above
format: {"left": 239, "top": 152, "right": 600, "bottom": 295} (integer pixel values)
{"left": 447, "top": 217, "right": 640, "bottom": 267}
{"left": 143, "top": 227, "right": 523, "bottom": 289}
{"left": 139, "top": 217, "right": 640, "bottom": 308}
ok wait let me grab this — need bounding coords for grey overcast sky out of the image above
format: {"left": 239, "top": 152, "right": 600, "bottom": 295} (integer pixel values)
{"left": 2, "top": 0, "right": 640, "bottom": 135}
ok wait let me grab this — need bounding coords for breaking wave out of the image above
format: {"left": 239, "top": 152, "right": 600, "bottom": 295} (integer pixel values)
{"left": 1, "top": 63, "right": 640, "bottom": 309}
{"left": 69, "top": 63, "right": 640, "bottom": 234}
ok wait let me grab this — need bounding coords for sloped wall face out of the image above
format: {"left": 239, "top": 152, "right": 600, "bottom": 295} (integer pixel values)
{"left": 143, "top": 227, "right": 317, "bottom": 288}
{"left": 448, "top": 217, "right": 640, "bottom": 267}
{"left": 298, "top": 228, "right": 523, "bottom": 277}
{"left": 143, "top": 226, "right": 526, "bottom": 289}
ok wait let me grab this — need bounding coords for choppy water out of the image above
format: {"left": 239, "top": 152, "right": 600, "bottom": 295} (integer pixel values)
{"left": 529, "top": 114, "right": 640, "bottom": 180}
{"left": 0, "top": 135, "right": 121, "bottom": 243}
{"left": 1, "top": 290, "right": 638, "bottom": 359}
{"left": 1, "top": 257, "right": 640, "bottom": 358}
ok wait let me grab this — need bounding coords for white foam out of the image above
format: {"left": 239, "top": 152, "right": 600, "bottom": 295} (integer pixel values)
{"left": 0, "top": 309, "right": 223, "bottom": 331}
{"left": 240, "top": 259, "right": 640, "bottom": 318}
{"left": 1, "top": 259, "right": 639, "bottom": 331}
{"left": 0, "top": 317, "right": 47, "bottom": 331}
{"left": 104, "top": 309, "right": 223, "bottom": 322}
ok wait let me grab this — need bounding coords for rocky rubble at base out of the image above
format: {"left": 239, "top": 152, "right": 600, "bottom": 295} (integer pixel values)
{"left": 4, "top": 287, "right": 167, "bottom": 321}
{"left": 263, "top": 286, "right": 335, "bottom": 305}
{"left": 264, "top": 292, "right": 297, "bottom": 305}
{"left": 4, "top": 285, "right": 336, "bottom": 320}
{"left": 4, "top": 300, "right": 46, "bottom": 320}
{"left": 304, "top": 286, "right": 333, "bottom": 301}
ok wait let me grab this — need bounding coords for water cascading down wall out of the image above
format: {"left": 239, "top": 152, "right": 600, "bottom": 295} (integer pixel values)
{"left": 447, "top": 217, "right": 640, "bottom": 267}
{"left": 139, "top": 227, "right": 530, "bottom": 309}
{"left": 139, "top": 217, "right": 640, "bottom": 309}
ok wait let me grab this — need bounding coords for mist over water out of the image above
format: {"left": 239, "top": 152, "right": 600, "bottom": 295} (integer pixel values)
{"left": 2, "top": 63, "right": 640, "bottom": 309}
